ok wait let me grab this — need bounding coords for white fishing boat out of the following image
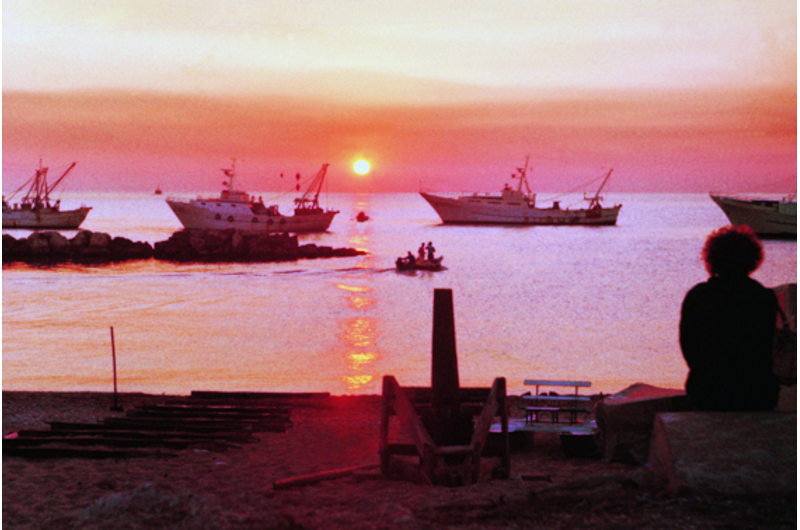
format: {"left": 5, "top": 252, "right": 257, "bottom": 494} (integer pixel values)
{"left": 166, "top": 162, "right": 339, "bottom": 233}
{"left": 420, "top": 157, "right": 621, "bottom": 226}
{"left": 710, "top": 193, "right": 797, "bottom": 237}
{"left": 2, "top": 161, "right": 91, "bottom": 229}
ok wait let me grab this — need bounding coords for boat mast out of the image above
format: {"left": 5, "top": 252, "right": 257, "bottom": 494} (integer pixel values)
{"left": 585, "top": 169, "right": 613, "bottom": 208}
{"left": 294, "top": 163, "right": 330, "bottom": 210}
{"left": 512, "top": 156, "right": 533, "bottom": 196}
{"left": 44, "top": 162, "right": 77, "bottom": 202}
{"left": 22, "top": 160, "right": 49, "bottom": 207}
{"left": 222, "top": 158, "right": 237, "bottom": 190}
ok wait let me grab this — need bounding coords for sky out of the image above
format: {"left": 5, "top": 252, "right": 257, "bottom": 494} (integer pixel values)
{"left": 2, "top": 0, "right": 797, "bottom": 194}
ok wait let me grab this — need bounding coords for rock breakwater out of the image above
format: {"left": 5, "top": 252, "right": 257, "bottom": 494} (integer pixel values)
{"left": 3, "top": 229, "right": 365, "bottom": 264}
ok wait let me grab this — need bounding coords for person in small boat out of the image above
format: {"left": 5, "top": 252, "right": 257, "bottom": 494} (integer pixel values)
{"left": 406, "top": 251, "right": 416, "bottom": 265}
{"left": 418, "top": 243, "right": 426, "bottom": 261}
{"left": 426, "top": 242, "right": 436, "bottom": 261}
{"left": 679, "top": 225, "right": 780, "bottom": 412}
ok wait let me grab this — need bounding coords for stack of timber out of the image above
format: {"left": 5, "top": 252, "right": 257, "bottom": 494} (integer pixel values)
{"left": 3, "top": 391, "right": 308, "bottom": 459}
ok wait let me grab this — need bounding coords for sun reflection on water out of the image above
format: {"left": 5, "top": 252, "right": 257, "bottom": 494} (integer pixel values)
{"left": 339, "top": 315, "right": 380, "bottom": 390}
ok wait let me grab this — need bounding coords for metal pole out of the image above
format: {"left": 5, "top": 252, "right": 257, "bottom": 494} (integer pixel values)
{"left": 110, "top": 326, "right": 122, "bottom": 411}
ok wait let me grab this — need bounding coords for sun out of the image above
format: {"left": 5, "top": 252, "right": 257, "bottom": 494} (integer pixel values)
{"left": 354, "top": 159, "right": 370, "bottom": 175}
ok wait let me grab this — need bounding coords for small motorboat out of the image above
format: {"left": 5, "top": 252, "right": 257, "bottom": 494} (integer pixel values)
{"left": 396, "top": 255, "right": 444, "bottom": 271}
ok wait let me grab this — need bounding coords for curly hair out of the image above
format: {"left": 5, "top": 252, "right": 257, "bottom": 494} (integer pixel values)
{"left": 702, "top": 225, "right": 764, "bottom": 277}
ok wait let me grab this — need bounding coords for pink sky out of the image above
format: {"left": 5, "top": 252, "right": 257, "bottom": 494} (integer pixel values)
{"left": 3, "top": 1, "right": 796, "bottom": 194}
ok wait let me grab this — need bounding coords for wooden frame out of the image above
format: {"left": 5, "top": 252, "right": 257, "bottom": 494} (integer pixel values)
{"left": 380, "top": 375, "right": 509, "bottom": 486}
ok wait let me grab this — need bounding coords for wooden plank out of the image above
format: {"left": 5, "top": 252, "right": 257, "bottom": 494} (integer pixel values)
{"left": 190, "top": 391, "right": 330, "bottom": 400}
{"left": 382, "top": 443, "right": 419, "bottom": 456}
{"left": 523, "top": 395, "right": 592, "bottom": 402}
{"left": 524, "top": 380, "right": 591, "bottom": 387}
{"left": 125, "top": 409, "right": 289, "bottom": 421}
{"left": 434, "top": 445, "right": 474, "bottom": 456}
{"left": 382, "top": 376, "right": 436, "bottom": 460}
{"left": 48, "top": 420, "right": 265, "bottom": 436}
{"left": 10, "top": 428, "right": 254, "bottom": 443}
{"left": 514, "top": 423, "right": 595, "bottom": 434}
{"left": 471, "top": 378, "right": 500, "bottom": 452}
{"left": 2, "top": 446, "right": 178, "bottom": 459}
{"left": 102, "top": 417, "right": 288, "bottom": 430}
{"left": 137, "top": 404, "right": 291, "bottom": 415}
{"left": 39, "top": 422, "right": 258, "bottom": 443}
{"left": 273, "top": 464, "right": 379, "bottom": 490}
{"left": 401, "top": 387, "right": 491, "bottom": 404}
{"left": 2, "top": 436, "right": 229, "bottom": 451}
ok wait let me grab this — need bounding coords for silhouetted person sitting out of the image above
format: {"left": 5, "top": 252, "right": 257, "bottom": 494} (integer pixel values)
{"left": 680, "top": 225, "right": 780, "bottom": 411}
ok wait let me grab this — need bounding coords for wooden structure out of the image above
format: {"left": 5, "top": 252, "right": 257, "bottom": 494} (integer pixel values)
{"left": 2, "top": 392, "right": 300, "bottom": 459}
{"left": 379, "top": 289, "right": 510, "bottom": 486}
{"left": 522, "top": 379, "right": 593, "bottom": 432}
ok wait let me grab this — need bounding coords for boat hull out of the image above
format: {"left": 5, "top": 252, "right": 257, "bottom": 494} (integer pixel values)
{"left": 396, "top": 256, "right": 444, "bottom": 271}
{"left": 710, "top": 195, "right": 797, "bottom": 236}
{"left": 420, "top": 192, "right": 620, "bottom": 226}
{"left": 2, "top": 207, "right": 91, "bottom": 229}
{"left": 166, "top": 199, "right": 337, "bottom": 233}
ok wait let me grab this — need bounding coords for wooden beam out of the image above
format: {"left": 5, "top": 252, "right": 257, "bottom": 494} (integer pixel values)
{"left": 431, "top": 289, "right": 460, "bottom": 408}
{"left": 382, "top": 376, "right": 436, "bottom": 456}
{"left": 273, "top": 464, "right": 378, "bottom": 491}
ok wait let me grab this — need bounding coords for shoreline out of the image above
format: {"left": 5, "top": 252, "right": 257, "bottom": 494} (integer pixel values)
{"left": 3, "top": 390, "right": 795, "bottom": 529}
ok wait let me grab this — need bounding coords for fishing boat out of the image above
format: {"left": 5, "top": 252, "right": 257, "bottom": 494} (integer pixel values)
{"left": 710, "top": 193, "right": 797, "bottom": 237}
{"left": 166, "top": 161, "right": 339, "bottom": 233}
{"left": 2, "top": 161, "right": 91, "bottom": 229}
{"left": 420, "top": 157, "right": 621, "bottom": 226}
{"left": 396, "top": 255, "right": 444, "bottom": 271}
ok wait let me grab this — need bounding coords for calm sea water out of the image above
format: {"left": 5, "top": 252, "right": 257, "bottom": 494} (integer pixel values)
{"left": 2, "top": 192, "right": 796, "bottom": 396}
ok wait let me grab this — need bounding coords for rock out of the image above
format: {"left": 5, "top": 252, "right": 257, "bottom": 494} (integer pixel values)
{"left": 88, "top": 232, "right": 112, "bottom": 249}
{"left": 109, "top": 237, "right": 153, "bottom": 260}
{"left": 27, "top": 233, "right": 51, "bottom": 256}
{"left": 231, "top": 232, "right": 245, "bottom": 254}
{"left": 3, "top": 229, "right": 363, "bottom": 265}
{"left": 298, "top": 244, "right": 320, "bottom": 259}
{"left": 69, "top": 230, "right": 93, "bottom": 250}
{"left": 647, "top": 411, "right": 797, "bottom": 496}
{"left": 45, "top": 232, "right": 71, "bottom": 256}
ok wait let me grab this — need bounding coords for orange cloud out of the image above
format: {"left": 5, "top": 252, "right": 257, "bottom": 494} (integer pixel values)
{"left": 3, "top": 85, "right": 795, "bottom": 193}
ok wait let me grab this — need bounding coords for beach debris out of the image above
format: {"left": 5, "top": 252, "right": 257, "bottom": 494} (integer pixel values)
{"left": 2, "top": 391, "right": 304, "bottom": 459}
{"left": 110, "top": 326, "right": 123, "bottom": 412}
{"left": 380, "top": 288, "right": 510, "bottom": 486}
{"left": 273, "top": 463, "right": 379, "bottom": 490}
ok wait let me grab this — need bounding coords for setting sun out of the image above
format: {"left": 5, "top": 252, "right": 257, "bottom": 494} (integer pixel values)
{"left": 354, "top": 160, "right": 370, "bottom": 175}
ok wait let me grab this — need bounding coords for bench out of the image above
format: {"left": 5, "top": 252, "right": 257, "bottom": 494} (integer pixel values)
{"left": 523, "top": 380, "right": 592, "bottom": 426}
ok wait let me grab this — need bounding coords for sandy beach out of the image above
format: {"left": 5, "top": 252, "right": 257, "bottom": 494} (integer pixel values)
{"left": 2, "top": 391, "right": 795, "bottom": 529}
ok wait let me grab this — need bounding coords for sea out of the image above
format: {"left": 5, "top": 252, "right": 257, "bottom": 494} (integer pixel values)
{"left": 2, "top": 192, "right": 797, "bottom": 397}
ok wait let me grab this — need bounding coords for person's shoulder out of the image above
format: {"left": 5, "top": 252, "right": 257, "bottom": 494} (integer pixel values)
{"left": 682, "top": 281, "right": 713, "bottom": 307}
{"left": 741, "top": 276, "right": 776, "bottom": 296}
{"left": 685, "top": 280, "right": 712, "bottom": 297}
